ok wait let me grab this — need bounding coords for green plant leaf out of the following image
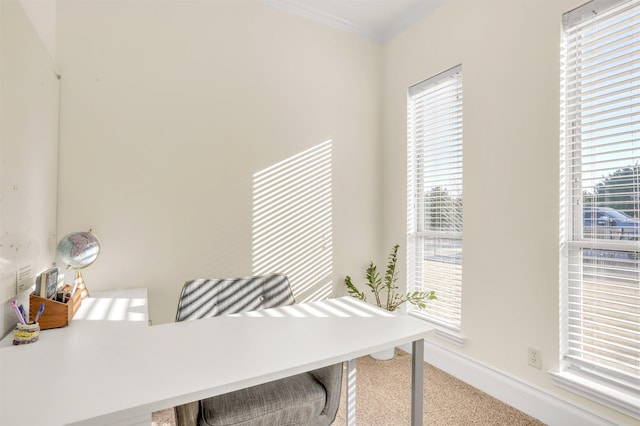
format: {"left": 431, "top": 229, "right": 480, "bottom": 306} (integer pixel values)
{"left": 344, "top": 243, "right": 436, "bottom": 312}
{"left": 384, "top": 244, "right": 400, "bottom": 288}
{"left": 365, "top": 261, "right": 383, "bottom": 307}
{"left": 344, "top": 275, "right": 366, "bottom": 301}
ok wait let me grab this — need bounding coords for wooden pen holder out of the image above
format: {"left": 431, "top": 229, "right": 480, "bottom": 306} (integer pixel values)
{"left": 29, "top": 284, "right": 85, "bottom": 330}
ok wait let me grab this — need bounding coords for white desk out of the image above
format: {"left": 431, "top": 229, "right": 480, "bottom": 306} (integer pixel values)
{"left": 0, "top": 293, "right": 433, "bottom": 426}
{"left": 0, "top": 288, "right": 149, "bottom": 345}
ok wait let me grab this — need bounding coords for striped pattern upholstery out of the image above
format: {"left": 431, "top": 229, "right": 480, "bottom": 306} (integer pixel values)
{"left": 175, "top": 274, "right": 296, "bottom": 321}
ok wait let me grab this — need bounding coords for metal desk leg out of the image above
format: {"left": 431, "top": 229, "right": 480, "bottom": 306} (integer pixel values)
{"left": 346, "top": 358, "right": 356, "bottom": 426}
{"left": 411, "top": 339, "right": 424, "bottom": 426}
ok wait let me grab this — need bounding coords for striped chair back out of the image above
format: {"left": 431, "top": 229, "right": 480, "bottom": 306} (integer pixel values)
{"left": 175, "top": 274, "right": 295, "bottom": 322}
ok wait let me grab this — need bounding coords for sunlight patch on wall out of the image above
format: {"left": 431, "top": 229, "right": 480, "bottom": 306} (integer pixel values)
{"left": 252, "top": 140, "right": 333, "bottom": 302}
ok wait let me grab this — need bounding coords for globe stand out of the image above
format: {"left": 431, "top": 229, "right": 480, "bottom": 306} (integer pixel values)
{"left": 73, "top": 270, "right": 90, "bottom": 298}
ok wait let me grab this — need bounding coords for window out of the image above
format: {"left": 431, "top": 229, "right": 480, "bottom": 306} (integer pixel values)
{"left": 407, "top": 65, "right": 463, "bottom": 338}
{"left": 556, "top": 0, "right": 640, "bottom": 417}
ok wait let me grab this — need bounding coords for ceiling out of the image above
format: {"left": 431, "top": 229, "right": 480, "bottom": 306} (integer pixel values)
{"left": 263, "top": 0, "right": 445, "bottom": 43}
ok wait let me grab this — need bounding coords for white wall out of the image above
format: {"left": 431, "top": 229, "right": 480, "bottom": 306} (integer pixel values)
{"left": 56, "top": 0, "right": 382, "bottom": 325}
{"left": 382, "top": 1, "right": 634, "bottom": 425}
{"left": 18, "top": 0, "right": 56, "bottom": 60}
{"left": 0, "top": 0, "right": 59, "bottom": 337}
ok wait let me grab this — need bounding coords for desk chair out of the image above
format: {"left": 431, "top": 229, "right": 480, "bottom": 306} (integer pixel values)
{"left": 174, "top": 274, "right": 343, "bottom": 426}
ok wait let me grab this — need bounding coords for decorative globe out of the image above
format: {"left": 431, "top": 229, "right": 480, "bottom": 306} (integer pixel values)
{"left": 57, "top": 231, "right": 101, "bottom": 270}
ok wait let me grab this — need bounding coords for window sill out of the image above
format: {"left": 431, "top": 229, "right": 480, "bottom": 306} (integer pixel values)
{"left": 549, "top": 370, "right": 640, "bottom": 420}
{"left": 408, "top": 311, "right": 465, "bottom": 346}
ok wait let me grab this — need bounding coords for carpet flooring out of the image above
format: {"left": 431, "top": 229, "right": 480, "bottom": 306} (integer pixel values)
{"left": 152, "top": 349, "right": 545, "bottom": 425}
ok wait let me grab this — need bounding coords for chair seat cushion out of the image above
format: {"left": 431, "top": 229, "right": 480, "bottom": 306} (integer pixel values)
{"left": 199, "top": 372, "right": 326, "bottom": 426}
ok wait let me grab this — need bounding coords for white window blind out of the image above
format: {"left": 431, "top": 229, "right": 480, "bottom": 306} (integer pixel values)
{"left": 559, "top": 0, "right": 640, "bottom": 414}
{"left": 407, "top": 65, "right": 463, "bottom": 331}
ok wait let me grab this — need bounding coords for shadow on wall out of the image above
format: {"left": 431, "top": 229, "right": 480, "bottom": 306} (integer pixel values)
{"left": 252, "top": 140, "right": 333, "bottom": 302}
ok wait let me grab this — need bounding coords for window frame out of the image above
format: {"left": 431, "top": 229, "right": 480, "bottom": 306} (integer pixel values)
{"left": 555, "top": 0, "right": 640, "bottom": 418}
{"left": 406, "top": 64, "right": 464, "bottom": 344}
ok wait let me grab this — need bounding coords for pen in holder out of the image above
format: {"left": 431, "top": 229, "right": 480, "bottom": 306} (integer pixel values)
{"left": 12, "top": 322, "right": 40, "bottom": 345}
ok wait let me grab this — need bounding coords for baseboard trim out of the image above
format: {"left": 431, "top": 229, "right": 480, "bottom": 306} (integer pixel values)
{"left": 398, "top": 340, "right": 619, "bottom": 426}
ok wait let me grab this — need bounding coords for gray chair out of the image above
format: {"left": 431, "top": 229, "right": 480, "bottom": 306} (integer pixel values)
{"left": 174, "top": 274, "right": 343, "bottom": 426}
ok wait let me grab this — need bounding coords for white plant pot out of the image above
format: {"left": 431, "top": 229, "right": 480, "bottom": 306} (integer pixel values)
{"left": 370, "top": 346, "right": 395, "bottom": 360}
{"left": 369, "top": 308, "right": 398, "bottom": 360}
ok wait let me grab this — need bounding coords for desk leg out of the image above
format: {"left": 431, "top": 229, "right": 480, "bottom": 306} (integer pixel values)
{"left": 346, "top": 358, "right": 356, "bottom": 426}
{"left": 411, "top": 339, "right": 424, "bottom": 426}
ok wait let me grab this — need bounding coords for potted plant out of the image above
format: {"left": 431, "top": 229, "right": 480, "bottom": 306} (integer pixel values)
{"left": 344, "top": 243, "right": 436, "bottom": 359}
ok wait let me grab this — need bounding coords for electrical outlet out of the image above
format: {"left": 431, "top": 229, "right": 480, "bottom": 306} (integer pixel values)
{"left": 528, "top": 347, "right": 542, "bottom": 369}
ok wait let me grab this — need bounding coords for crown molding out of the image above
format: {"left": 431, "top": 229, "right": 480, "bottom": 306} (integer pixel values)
{"left": 380, "top": 0, "right": 444, "bottom": 43}
{"left": 260, "top": 0, "right": 385, "bottom": 43}
{"left": 261, "top": 0, "right": 444, "bottom": 44}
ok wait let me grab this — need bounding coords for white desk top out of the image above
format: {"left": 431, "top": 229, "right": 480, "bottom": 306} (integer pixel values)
{"left": 71, "top": 288, "right": 148, "bottom": 323}
{"left": 0, "top": 294, "right": 433, "bottom": 426}
{"left": 0, "top": 288, "right": 148, "bottom": 348}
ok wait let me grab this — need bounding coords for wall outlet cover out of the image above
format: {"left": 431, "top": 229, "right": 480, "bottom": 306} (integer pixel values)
{"left": 528, "top": 347, "right": 542, "bottom": 369}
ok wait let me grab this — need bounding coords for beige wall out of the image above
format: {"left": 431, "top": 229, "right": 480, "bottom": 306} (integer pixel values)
{"left": 56, "top": 0, "right": 382, "bottom": 325}
{"left": 18, "top": 0, "right": 56, "bottom": 59}
{"left": 383, "top": 1, "right": 632, "bottom": 424}
{"left": 0, "top": 0, "right": 59, "bottom": 336}
{"left": 53, "top": 0, "right": 635, "bottom": 423}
